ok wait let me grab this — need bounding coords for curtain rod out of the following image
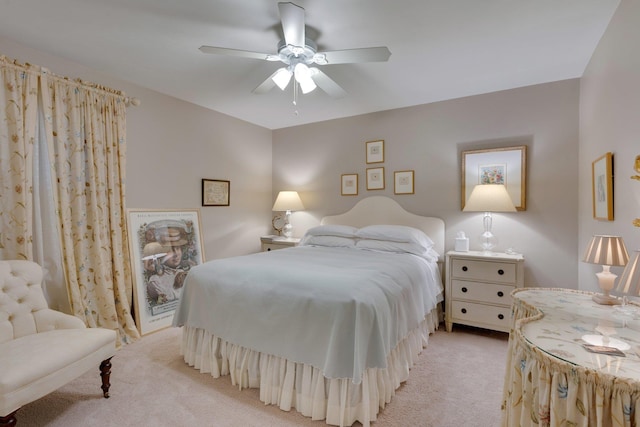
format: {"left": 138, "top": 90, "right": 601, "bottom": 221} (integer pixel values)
{"left": 0, "top": 54, "right": 141, "bottom": 107}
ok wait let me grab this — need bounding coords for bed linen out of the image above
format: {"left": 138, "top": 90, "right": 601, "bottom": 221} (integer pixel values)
{"left": 173, "top": 242, "right": 443, "bottom": 426}
{"left": 174, "top": 245, "right": 442, "bottom": 381}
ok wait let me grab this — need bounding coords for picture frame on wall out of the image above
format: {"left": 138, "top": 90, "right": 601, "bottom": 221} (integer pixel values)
{"left": 592, "top": 152, "right": 614, "bottom": 221}
{"left": 202, "top": 179, "right": 230, "bottom": 206}
{"left": 461, "top": 145, "right": 527, "bottom": 211}
{"left": 341, "top": 173, "right": 358, "bottom": 196}
{"left": 366, "top": 140, "right": 384, "bottom": 164}
{"left": 127, "top": 209, "right": 205, "bottom": 335}
{"left": 394, "top": 170, "right": 415, "bottom": 194}
{"left": 366, "top": 167, "right": 385, "bottom": 190}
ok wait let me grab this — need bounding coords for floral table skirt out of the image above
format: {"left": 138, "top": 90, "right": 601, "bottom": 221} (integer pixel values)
{"left": 501, "top": 288, "right": 640, "bottom": 427}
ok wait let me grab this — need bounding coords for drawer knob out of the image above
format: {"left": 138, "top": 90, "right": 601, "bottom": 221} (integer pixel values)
{"left": 461, "top": 308, "right": 467, "bottom": 314}
{"left": 462, "top": 266, "right": 468, "bottom": 272}
{"left": 267, "top": 248, "right": 272, "bottom": 251}
{"left": 498, "top": 314, "right": 504, "bottom": 320}
{"left": 461, "top": 287, "right": 468, "bottom": 293}
{"left": 497, "top": 291, "right": 504, "bottom": 297}
{"left": 498, "top": 269, "right": 504, "bottom": 275}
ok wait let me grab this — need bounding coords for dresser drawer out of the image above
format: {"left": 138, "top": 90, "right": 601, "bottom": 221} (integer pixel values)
{"left": 262, "top": 243, "right": 286, "bottom": 251}
{"left": 451, "top": 300, "right": 511, "bottom": 331}
{"left": 450, "top": 280, "right": 514, "bottom": 306}
{"left": 450, "top": 258, "right": 516, "bottom": 284}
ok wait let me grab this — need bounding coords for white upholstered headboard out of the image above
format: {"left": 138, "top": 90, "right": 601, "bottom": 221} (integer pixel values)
{"left": 320, "top": 196, "right": 445, "bottom": 260}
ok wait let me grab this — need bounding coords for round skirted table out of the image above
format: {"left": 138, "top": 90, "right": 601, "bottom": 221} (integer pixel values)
{"left": 502, "top": 288, "right": 640, "bottom": 427}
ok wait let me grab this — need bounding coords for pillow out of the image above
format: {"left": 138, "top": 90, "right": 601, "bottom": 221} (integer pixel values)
{"left": 355, "top": 225, "right": 434, "bottom": 248}
{"left": 355, "top": 239, "right": 439, "bottom": 261}
{"left": 303, "top": 224, "right": 358, "bottom": 238}
{"left": 300, "top": 235, "right": 356, "bottom": 248}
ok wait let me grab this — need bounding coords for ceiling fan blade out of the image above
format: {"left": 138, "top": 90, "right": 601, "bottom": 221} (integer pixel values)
{"left": 252, "top": 70, "right": 280, "bottom": 94}
{"left": 318, "top": 47, "right": 391, "bottom": 65}
{"left": 278, "top": 2, "right": 305, "bottom": 48}
{"left": 199, "top": 45, "right": 279, "bottom": 61}
{"left": 310, "top": 69, "right": 347, "bottom": 98}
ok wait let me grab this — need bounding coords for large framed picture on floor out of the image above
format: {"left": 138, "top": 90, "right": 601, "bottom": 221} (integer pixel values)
{"left": 127, "top": 209, "right": 205, "bottom": 335}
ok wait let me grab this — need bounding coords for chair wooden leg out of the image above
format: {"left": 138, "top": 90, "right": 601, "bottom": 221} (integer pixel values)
{"left": 0, "top": 410, "right": 18, "bottom": 427}
{"left": 100, "top": 357, "right": 112, "bottom": 398}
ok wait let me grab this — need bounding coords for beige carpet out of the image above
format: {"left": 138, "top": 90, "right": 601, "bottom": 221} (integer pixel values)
{"left": 15, "top": 324, "right": 508, "bottom": 427}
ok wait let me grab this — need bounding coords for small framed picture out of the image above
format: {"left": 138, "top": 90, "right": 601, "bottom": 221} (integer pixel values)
{"left": 591, "top": 152, "right": 613, "bottom": 220}
{"left": 341, "top": 173, "right": 358, "bottom": 196}
{"left": 394, "top": 170, "right": 414, "bottom": 194}
{"left": 366, "top": 167, "right": 385, "bottom": 190}
{"left": 202, "top": 179, "right": 230, "bottom": 206}
{"left": 366, "top": 140, "right": 384, "bottom": 164}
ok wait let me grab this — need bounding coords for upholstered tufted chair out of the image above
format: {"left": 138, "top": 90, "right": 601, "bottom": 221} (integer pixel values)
{"left": 0, "top": 260, "right": 116, "bottom": 426}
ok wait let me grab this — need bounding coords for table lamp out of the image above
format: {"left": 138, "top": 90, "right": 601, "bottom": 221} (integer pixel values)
{"left": 463, "top": 184, "right": 516, "bottom": 254}
{"left": 582, "top": 235, "right": 629, "bottom": 305}
{"left": 272, "top": 191, "right": 304, "bottom": 238}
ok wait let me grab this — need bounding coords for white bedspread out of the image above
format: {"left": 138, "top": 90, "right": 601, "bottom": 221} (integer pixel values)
{"left": 172, "top": 245, "right": 443, "bottom": 384}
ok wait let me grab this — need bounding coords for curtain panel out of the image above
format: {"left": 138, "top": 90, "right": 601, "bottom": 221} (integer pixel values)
{"left": 0, "top": 57, "right": 39, "bottom": 261}
{"left": 0, "top": 55, "right": 140, "bottom": 345}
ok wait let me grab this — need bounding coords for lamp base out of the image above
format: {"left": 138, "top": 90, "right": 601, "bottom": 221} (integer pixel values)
{"left": 592, "top": 293, "right": 622, "bottom": 305}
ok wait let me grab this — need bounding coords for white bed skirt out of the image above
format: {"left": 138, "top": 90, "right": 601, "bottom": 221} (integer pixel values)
{"left": 179, "top": 309, "right": 439, "bottom": 427}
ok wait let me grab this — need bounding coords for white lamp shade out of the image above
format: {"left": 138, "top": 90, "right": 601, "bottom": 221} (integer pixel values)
{"left": 272, "top": 191, "right": 304, "bottom": 212}
{"left": 616, "top": 250, "right": 640, "bottom": 296}
{"left": 582, "top": 235, "right": 629, "bottom": 266}
{"left": 272, "top": 67, "right": 292, "bottom": 90}
{"left": 294, "top": 63, "right": 317, "bottom": 94}
{"left": 463, "top": 184, "right": 517, "bottom": 212}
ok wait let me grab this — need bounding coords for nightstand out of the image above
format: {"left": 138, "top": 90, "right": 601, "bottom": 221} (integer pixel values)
{"left": 445, "top": 250, "right": 524, "bottom": 333}
{"left": 260, "top": 235, "right": 300, "bottom": 252}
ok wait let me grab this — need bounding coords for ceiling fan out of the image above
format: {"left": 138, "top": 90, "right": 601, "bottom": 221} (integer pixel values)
{"left": 199, "top": 2, "right": 391, "bottom": 98}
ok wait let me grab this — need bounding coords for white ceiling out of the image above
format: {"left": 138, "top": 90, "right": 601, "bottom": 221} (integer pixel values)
{"left": 0, "top": 0, "right": 620, "bottom": 130}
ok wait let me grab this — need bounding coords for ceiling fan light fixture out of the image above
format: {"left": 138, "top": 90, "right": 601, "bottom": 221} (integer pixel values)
{"left": 272, "top": 67, "right": 293, "bottom": 90}
{"left": 294, "top": 63, "right": 317, "bottom": 94}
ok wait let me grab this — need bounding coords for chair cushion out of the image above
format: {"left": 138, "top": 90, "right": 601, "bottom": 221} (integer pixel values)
{"left": 0, "top": 328, "right": 116, "bottom": 416}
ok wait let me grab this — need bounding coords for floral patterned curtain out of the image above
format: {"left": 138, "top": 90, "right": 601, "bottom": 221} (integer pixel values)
{"left": 0, "top": 56, "right": 140, "bottom": 345}
{"left": 0, "top": 57, "right": 39, "bottom": 260}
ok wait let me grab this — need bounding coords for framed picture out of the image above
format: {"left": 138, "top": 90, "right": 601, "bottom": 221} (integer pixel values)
{"left": 461, "top": 145, "right": 527, "bottom": 211}
{"left": 202, "top": 179, "right": 230, "bottom": 206}
{"left": 592, "top": 152, "right": 614, "bottom": 220}
{"left": 127, "top": 209, "right": 205, "bottom": 335}
{"left": 366, "top": 167, "right": 385, "bottom": 190}
{"left": 366, "top": 140, "right": 384, "bottom": 164}
{"left": 394, "top": 170, "right": 415, "bottom": 194}
{"left": 341, "top": 173, "right": 358, "bottom": 196}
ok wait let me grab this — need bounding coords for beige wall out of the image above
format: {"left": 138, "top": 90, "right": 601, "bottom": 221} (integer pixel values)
{"left": 579, "top": 0, "right": 640, "bottom": 292}
{"left": 273, "top": 80, "right": 580, "bottom": 288}
{"left": 0, "top": 36, "right": 274, "bottom": 263}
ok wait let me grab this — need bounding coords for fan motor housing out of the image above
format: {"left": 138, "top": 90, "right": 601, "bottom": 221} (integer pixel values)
{"left": 277, "top": 38, "right": 318, "bottom": 64}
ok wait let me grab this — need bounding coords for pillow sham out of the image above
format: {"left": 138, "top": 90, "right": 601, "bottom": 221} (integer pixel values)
{"left": 300, "top": 235, "right": 356, "bottom": 248}
{"left": 355, "top": 239, "right": 439, "bottom": 261}
{"left": 355, "top": 225, "right": 434, "bottom": 248}
{"left": 303, "top": 224, "right": 358, "bottom": 238}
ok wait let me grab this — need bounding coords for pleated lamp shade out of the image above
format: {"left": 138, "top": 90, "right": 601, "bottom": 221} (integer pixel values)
{"left": 582, "top": 235, "right": 629, "bottom": 266}
{"left": 616, "top": 250, "right": 640, "bottom": 296}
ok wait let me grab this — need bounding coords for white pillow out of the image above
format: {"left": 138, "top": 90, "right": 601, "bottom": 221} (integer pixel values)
{"left": 300, "top": 235, "right": 356, "bottom": 248}
{"left": 304, "top": 225, "right": 358, "bottom": 238}
{"left": 355, "top": 225, "right": 434, "bottom": 248}
{"left": 356, "top": 239, "right": 439, "bottom": 261}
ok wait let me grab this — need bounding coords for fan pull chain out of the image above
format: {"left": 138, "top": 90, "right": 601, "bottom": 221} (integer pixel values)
{"left": 292, "top": 81, "right": 299, "bottom": 116}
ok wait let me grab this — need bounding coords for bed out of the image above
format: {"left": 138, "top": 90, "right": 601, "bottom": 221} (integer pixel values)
{"left": 172, "top": 196, "right": 445, "bottom": 426}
